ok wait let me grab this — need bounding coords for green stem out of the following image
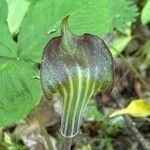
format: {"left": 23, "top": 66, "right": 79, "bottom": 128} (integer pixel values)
{"left": 34, "top": 106, "right": 53, "bottom": 150}
{"left": 63, "top": 137, "right": 73, "bottom": 150}
{"left": 0, "top": 128, "right": 3, "bottom": 142}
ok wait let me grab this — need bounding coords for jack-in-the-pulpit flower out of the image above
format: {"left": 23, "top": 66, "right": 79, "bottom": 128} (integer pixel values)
{"left": 41, "top": 16, "right": 114, "bottom": 137}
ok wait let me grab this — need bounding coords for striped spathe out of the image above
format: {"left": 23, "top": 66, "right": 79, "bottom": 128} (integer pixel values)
{"left": 40, "top": 16, "right": 114, "bottom": 137}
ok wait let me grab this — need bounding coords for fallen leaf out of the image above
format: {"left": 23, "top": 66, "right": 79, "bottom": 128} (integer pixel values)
{"left": 110, "top": 99, "right": 150, "bottom": 117}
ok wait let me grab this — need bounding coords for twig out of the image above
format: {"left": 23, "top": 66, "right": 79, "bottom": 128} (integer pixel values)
{"left": 111, "top": 90, "right": 150, "bottom": 150}
{"left": 111, "top": 46, "right": 150, "bottom": 92}
{"left": 34, "top": 105, "right": 53, "bottom": 150}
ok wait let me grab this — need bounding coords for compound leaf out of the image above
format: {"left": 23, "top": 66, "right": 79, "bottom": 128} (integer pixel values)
{"left": 18, "top": 0, "right": 138, "bottom": 63}
{"left": 0, "top": 0, "right": 41, "bottom": 127}
{"left": 109, "top": 0, "right": 138, "bottom": 31}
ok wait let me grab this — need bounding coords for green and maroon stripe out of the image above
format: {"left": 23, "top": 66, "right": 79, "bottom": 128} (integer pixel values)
{"left": 59, "top": 65, "right": 99, "bottom": 137}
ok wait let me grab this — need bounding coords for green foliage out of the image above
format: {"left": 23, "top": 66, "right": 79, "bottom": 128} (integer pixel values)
{"left": 86, "top": 107, "right": 126, "bottom": 136}
{"left": 108, "top": 0, "right": 138, "bottom": 31}
{"left": 140, "top": 40, "right": 150, "bottom": 68}
{"left": 86, "top": 107, "right": 126, "bottom": 148}
{"left": 6, "top": 0, "right": 30, "bottom": 35}
{"left": 101, "top": 117, "right": 126, "bottom": 136}
{"left": 110, "top": 33, "right": 132, "bottom": 56}
{"left": 0, "top": 0, "right": 138, "bottom": 127}
{"left": 0, "top": 60, "right": 41, "bottom": 126}
{"left": 18, "top": 0, "right": 138, "bottom": 63}
{"left": 80, "top": 145, "right": 92, "bottom": 150}
{"left": 0, "top": 132, "right": 27, "bottom": 150}
{"left": 18, "top": 0, "right": 110, "bottom": 62}
{"left": 141, "top": 0, "right": 150, "bottom": 24}
{"left": 86, "top": 106, "right": 105, "bottom": 121}
{"left": 100, "top": 137, "right": 112, "bottom": 149}
{"left": 0, "top": 0, "right": 17, "bottom": 58}
{"left": 0, "top": 0, "right": 41, "bottom": 127}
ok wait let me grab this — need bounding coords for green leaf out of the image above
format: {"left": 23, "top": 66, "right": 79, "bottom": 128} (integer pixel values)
{"left": 0, "top": 59, "right": 41, "bottom": 127}
{"left": 110, "top": 35, "right": 132, "bottom": 57}
{"left": 141, "top": 0, "right": 150, "bottom": 24}
{"left": 86, "top": 107, "right": 105, "bottom": 121}
{"left": 0, "top": 0, "right": 17, "bottom": 58}
{"left": 6, "top": 0, "right": 30, "bottom": 35}
{"left": 18, "top": 0, "right": 111, "bottom": 62}
{"left": 109, "top": 0, "right": 138, "bottom": 31}
{"left": 0, "top": 0, "right": 41, "bottom": 127}
{"left": 18, "top": 0, "right": 138, "bottom": 63}
{"left": 141, "top": 39, "right": 150, "bottom": 68}
{"left": 80, "top": 145, "right": 92, "bottom": 150}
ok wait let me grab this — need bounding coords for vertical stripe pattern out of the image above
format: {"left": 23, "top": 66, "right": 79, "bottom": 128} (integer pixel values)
{"left": 41, "top": 21, "right": 114, "bottom": 138}
{"left": 60, "top": 65, "right": 98, "bottom": 137}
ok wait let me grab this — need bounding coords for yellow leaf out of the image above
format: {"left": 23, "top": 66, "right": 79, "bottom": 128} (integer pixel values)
{"left": 110, "top": 99, "right": 150, "bottom": 117}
